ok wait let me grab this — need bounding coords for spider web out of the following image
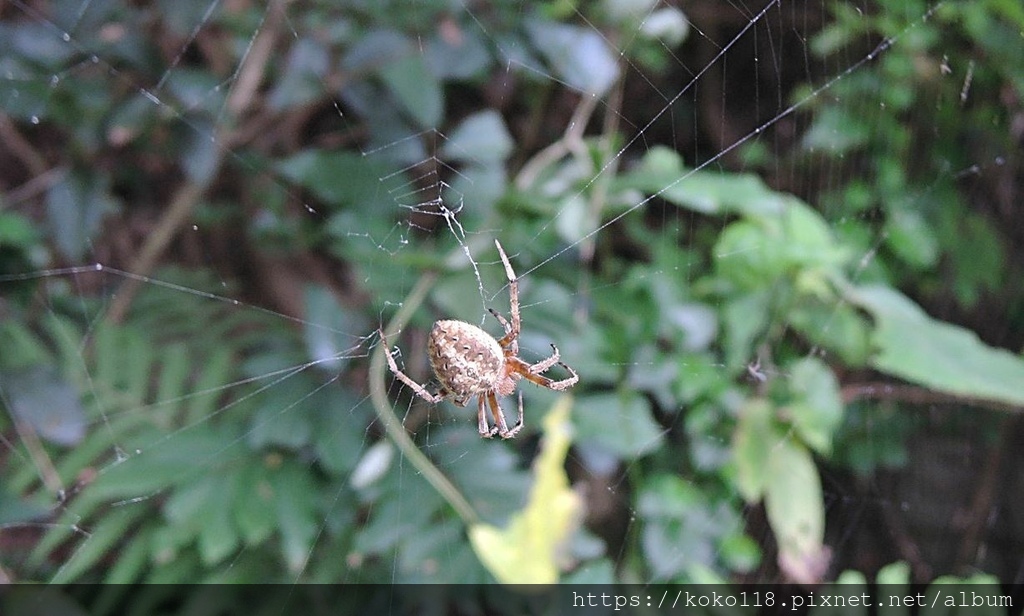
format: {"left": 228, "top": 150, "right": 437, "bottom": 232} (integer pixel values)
{"left": 0, "top": 0, "right": 1021, "bottom": 599}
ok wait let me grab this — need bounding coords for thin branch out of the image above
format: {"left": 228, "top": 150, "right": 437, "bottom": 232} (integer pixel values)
{"left": 841, "top": 382, "right": 1023, "bottom": 414}
{"left": 105, "top": 0, "right": 291, "bottom": 324}
{"left": 368, "top": 270, "right": 480, "bottom": 525}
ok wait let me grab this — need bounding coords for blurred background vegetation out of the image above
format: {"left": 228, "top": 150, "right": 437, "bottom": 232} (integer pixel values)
{"left": 1, "top": 0, "right": 1022, "bottom": 600}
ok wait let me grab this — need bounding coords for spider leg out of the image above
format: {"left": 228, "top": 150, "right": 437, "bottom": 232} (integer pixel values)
{"left": 489, "top": 308, "right": 512, "bottom": 335}
{"left": 489, "top": 308, "right": 518, "bottom": 354}
{"left": 494, "top": 240, "right": 520, "bottom": 343}
{"left": 486, "top": 390, "right": 517, "bottom": 439}
{"left": 379, "top": 328, "right": 445, "bottom": 404}
{"left": 477, "top": 394, "right": 496, "bottom": 438}
{"left": 517, "top": 360, "right": 579, "bottom": 391}
{"left": 527, "top": 343, "right": 563, "bottom": 374}
{"left": 506, "top": 391, "right": 524, "bottom": 438}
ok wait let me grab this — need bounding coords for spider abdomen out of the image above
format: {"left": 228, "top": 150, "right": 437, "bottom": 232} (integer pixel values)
{"left": 428, "top": 319, "right": 504, "bottom": 400}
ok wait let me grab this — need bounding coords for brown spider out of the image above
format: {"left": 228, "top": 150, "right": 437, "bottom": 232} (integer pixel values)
{"left": 382, "top": 240, "right": 579, "bottom": 439}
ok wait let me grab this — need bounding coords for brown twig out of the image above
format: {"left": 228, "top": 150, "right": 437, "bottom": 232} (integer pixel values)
{"left": 841, "top": 382, "right": 1023, "bottom": 414}
{"left": 0, "top": 112, "right": 49, "bottom": 178}
{"left": 104, "top": 0, "right": 292, "bottom": 323}
{"left": 955, "top": 417, "right": 1012, "bottom": 570}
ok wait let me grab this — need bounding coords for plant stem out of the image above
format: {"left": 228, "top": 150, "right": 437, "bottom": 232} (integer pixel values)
{"left": 368, "top": 270, "right": 480, "bottom": 525}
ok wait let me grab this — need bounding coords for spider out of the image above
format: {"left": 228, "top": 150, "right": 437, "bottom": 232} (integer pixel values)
{"left": 381, "top": 240, "right": 579, "bottom": 439}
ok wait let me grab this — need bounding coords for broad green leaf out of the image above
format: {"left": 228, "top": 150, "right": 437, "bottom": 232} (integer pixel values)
{"left": 442, "top": 161, "right": 507, "bottom": 220}
{"left": 0, "top": 210, "right": 39, "bottom": 247}
{"left": 181, "top": 118, "right": 219, "bottom": 185}
{"left": 620, "top": 146, "right": 784, "bottom": 216}
{"left": 268, "top": 38, "right": 329, "bottom": 110}
{"left": 637, "top": 474, "right": 741, "bottom": 580}
{"left": 849, "top": 285, "right": 1024, "bottom": 406}
{"left": 440, "top": 110, "right": 513, "bottom": 163}
{"left": 45, "top": 168, "right": 116, "bottom": 260}
{"left": 800, "top": 106, "right": 870, "bottom": 153}
{"left": 599, "top": 0, "right": 658, "bottom": 22}
{"left": 304, "top": 284, "right": 370, "bottom": 374}
{"left": 732, "top": 398, "right": 777, "bottom": 501}
{"left": 639, "top": 8, "right": 690, "bottom": 46}
{"left": 573, "top": 391, "right": 664, "bottom": 457}
{"left": 885, "top": 208, "right": 938, "bottom": 268}
{"left": 764, "top": 437, "right": 828, "bottom": 584}
{"left": 469, "top": 396, "right": 582, "bottom": 584}
{"left": 424, "top": 29, "right": 490, "bottom": 79}
{"left": 790, "top": 302, "right": 872, "bottom": 366}
{"left": 276, "top": 150, "right": 397, "bottom": 209}
{"left": 1, "top": 365, "right": 85, "bottom": 445}
{"left": 379, "top": 54, "right": 442, "bottom": 128}
{"left": 785, "top": 358, "right": 844, "bottom": 455}
{"left": 524, "top": 20, "right": 620, "bottom": 96}
{"left": 722, "top": 291, "right": 769, "bottom": 369}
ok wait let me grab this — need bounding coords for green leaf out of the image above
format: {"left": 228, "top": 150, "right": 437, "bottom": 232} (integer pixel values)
{"left": 524, "top": 20, "right": 620, "bottom": 96}
{"left": 276, "top": 150, "right": 397, "bottom": 209}
{"left": 196, "top": 477, "right": 240, "bottom": 566}
{"left": 443, "top": 161, "right": 507, "bottom": 221}
{"left": 764, "top": 437, "right": 828, "bottom": 584}
{"left": 732, "top": 399, "right": 776, "bottom": 501}
{"left": 620, "top": 146, "right": 784, "bottom": 216}
{"left": 233, "top": 464, "right": 276, "bottom": 546}
{"left": 51, "top": 506, "right": 149, "bottom": 583}
{"left": 639, "top": 8, "right": 690, "bottom": 46}
{"left": 801, "top": 106, "right": 870, "bottom": 153}
{"left": 306, "top": 283, "right": 369, "bottom": 373}
{"left": 104, "top": 523, "right": 153, "bottom": 584}
{"left": 379, "top": 54, "right": 442, "bottom": 128}
{"left": 885, "top": 208, "right": 938, "bottom": 268}
{"left": 268, "top": 38, "right": 329, "bottom": 110}
{"left": 186, "top": 346, "right": 234, "bottom": 424}
{"left": 790, "top": 302, "right": 872, "bottom": 366}
{"left": 0, "top": 484, "right": 49, "bottom": 525}
{"left": 722, "top": 291, "right": 769, "bottom": 369}
{"left": 573, "top": 391, "right": 664, "bottom": 457}
{"left": 269, "top": 461, "right": 319, "bottom": 574}
{"left": 440, "top": 110, "right": 513, "bottom": 163}
{"left": 637, "top": 474, "right": 741, "bottom": 580}
{"left": 0, "top": 365, "right": 85, "bottom": 445}
{"left": 849, "top": 285, "right": 1024, "bottom": 407}
{"left": 45, "top": 168, "right": 116, "bottom": 260}
{"left": 0, "top": 211, "right": 40, "bottom": 248}
{"left": 424, "top": 28, "right": 490, "bottom": 80}
{"left": 785, "top": 357, "right": 844, "bottom": 454}
{"left": 469, "top": 396, "right": 582, "bottom": 584}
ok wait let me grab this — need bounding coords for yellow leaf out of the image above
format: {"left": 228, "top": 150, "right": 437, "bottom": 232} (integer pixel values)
{"left": 468, "top": 396, "right": 582, "bottom": 584}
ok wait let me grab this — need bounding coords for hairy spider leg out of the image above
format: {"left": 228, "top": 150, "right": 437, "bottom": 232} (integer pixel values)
{"left": 509, "top": 356, "right": 579, "bottom": 391}
{"left": 476, "top": 394, "right": 498, "bottom": 437}
{"left": 380, "top": 328, "right": 445, "bottom": 403}
{"left": 485, "top": 390, "right": 524, "bottom": 439}
{"left": 493, "top": 240, "right": 521, "bottom": 350}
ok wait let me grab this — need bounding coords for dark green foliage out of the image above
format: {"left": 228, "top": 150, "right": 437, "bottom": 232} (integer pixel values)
{"left": 1, "top": 0, "right": 1021, "bottom": 590}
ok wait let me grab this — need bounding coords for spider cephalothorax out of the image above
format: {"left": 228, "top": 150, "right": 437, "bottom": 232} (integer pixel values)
{"left": 383, "top": 240, "right": 579, "bottom": 438}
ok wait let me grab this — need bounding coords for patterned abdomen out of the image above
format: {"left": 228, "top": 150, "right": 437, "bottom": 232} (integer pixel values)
{"left": 428, "top": 319, "right": 504, "bottom": 401}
